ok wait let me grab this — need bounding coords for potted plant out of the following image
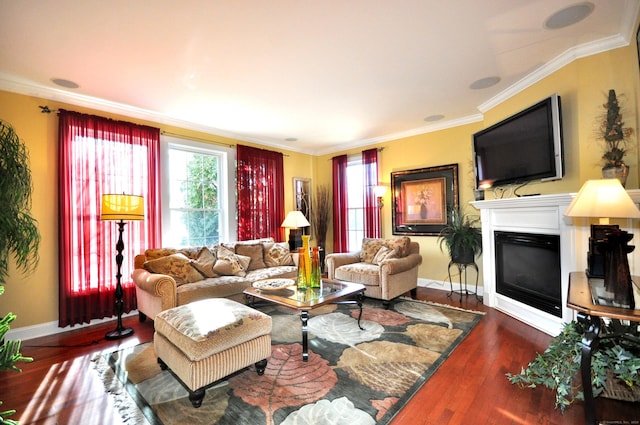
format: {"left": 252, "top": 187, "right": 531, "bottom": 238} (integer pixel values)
{"left": 437, "top": 208, "right": 482, "bottom": 264}
{"left": 507, "top": 320, "right": 640, "bottom": 413}
{"left": 0, "top": 120, "right": 40, "bottom": 425}
{"left": 600, "top": 89, "right": 633, "bottom": 186}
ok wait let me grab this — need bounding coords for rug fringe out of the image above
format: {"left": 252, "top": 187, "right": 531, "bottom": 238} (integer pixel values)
{"left": 91, "top": 352, "right": 152, "bottom": 425}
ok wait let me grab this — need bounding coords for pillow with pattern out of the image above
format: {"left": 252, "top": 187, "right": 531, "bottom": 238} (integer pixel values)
{"left": 372, "top": 246, "right": 400, "bottom": 265}
{"left": 235, "top": 243, "right": 266, "bottom": 271}
{"left": 214, "top": 245, "right": 251, "bottom": 276}
{"left": 190, "top": 247, "right": 219, "bottom": 278}
{"left": 264, "top": 242, "right": 294, "bottom": 267}
{"left": 143, "top": 253, "right": 204, "bottom": 285}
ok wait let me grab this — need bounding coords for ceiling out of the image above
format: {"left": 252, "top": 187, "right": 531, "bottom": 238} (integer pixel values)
{"left": 1, "top": 1, "right": 638, "bottom": 155}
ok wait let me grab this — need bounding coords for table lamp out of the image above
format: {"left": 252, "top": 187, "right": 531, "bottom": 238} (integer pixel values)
{"left": 281, "top": 210, "right": 310, "bottom": 251}
{"left": 564, "top": 179, "right": 640, "bottom": 308}
{"left": 101, "top": 193, "right": 145, "bottom": 340}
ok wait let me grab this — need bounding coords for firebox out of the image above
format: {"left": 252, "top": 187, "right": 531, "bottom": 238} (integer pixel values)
{"left": 495, "top": 231, "right": 562, "bottom": 318}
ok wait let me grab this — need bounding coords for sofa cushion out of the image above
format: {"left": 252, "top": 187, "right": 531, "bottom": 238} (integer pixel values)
{"left": 190, "top": 247, "right": 219, "bottom": 278}
{"left": 335, "top": 263, "right": 380, "bottom": 286}
{"left": 235, "top": 243, "right": 266, "bottom": 271}
{"left": 264, "top": 242, "right": 294, "bottom": 267}
{"left": 143, "top": 253, "right": 204, "bottom": 285}
{"left": 213, "top": 245, "right": 251, "bottom": 277}
{"left": 372, "top": 246, "right": 399, "bottom": 265}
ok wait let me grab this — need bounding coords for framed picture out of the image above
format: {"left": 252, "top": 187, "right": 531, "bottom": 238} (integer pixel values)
{"left": 391, "top": 164, "right": 459, "bottom": 236}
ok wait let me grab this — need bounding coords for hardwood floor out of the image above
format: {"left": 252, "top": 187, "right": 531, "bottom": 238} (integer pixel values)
{"left": 1, "top": 287, "right": 637, "bottom": 424}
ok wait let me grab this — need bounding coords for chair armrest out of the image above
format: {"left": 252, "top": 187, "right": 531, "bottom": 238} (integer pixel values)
{"left": 380, "top": 253, "right": 422, "bottom": 275}
{"left": 325, "top": 252, "right": 360, "bottom": 278}
{"left": 132, "top": 268, "right": 177, "bottom": 298}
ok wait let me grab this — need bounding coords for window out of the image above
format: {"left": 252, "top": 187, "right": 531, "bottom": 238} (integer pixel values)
{"left": 346, "top": 156, "right": 365, "bottom": 251}
{"left": 161, "top": 136, "right": 236, "bottom": 247}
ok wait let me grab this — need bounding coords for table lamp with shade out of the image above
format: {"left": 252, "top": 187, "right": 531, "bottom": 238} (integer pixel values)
{"left": 101, "top": 193, "right": 145, "bottom": 340}
{"left": 281, "top": 210, "right": 310, "bottom": 252}
{"left": 564, "top": 179, "right": 640, "bottom": 308}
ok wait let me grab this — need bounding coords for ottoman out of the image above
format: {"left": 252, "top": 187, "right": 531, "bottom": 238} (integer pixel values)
{"left": 154, "top": 298, "right": 272, "bottom": 407}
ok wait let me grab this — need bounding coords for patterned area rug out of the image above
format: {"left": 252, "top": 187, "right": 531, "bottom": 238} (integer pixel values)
{"left": 92, "top": 298, "right": 483, "bottom": 425}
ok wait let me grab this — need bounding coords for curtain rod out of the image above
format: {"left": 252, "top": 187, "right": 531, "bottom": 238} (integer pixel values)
{"left": 161, "top": 130, "right": 236, "bottom": 148}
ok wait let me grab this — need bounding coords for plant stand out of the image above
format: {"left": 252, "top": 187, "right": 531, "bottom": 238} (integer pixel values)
{"left": 446, "top": 261, "right": 481, "bottom": 302}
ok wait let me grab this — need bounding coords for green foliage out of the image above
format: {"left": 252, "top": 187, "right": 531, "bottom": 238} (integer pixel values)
{"left": 506, "top": 321, "right": 640, "bottom": 413}
{"left": 0, "top": 401, "right": 18, "bottom": 425}
{"left": 437, "top": 208, "right": 482, "bottom": 262}
{"left": 181, "top": 154, "right": 220, "bottom": 246}
{"left": 0, "top": 120, "right": 40, "bottom": 284}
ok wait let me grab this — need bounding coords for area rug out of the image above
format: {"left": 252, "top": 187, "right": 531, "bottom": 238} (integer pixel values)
{"left": 92, "top": 298, "right": 483, "bottom": 425}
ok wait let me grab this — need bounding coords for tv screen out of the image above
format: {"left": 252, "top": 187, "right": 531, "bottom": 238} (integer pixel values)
{"left": 473, "top": 94, "right": 563, "bottom": 189}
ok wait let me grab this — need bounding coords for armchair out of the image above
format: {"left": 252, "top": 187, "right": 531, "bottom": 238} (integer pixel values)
{"left": 326, "top": 237, "right": 422, "bottom": 307}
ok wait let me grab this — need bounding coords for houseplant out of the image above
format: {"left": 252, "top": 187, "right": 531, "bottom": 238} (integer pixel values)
{"left": 507, "top": 320, "right": 640, "bottom": 413}
{"left": 600, "top": 89, "right": 633, "bottom": 185}
{"left": 0, "top": 120, "right": 40, "bottom": 425}
{"left": 437, "top": 208, "right": 482, "bottom": 264}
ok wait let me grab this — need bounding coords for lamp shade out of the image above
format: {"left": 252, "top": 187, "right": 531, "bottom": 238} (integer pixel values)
{"left": 101, "top": 194, "right": 145, "bottom": 221}
{"left": 372, "top": 185, "right": 388, "bottom": 197}
{"left": 564, "top": 179, "right": 640, "bottom": 221}
{"left": 281, "top": 210, "right": 310, "bottom": 228}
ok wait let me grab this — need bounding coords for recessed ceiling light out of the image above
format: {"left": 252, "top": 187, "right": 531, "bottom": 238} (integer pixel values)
{"left": 285, "top": 137, "right": 298, "bottom": 142}
{"left": 470, "top": 76, "right": 501, "bottom": 90}
{"left": 424, "top": 114, "right": 445, "bottom": 122}
{"left": 51, "top": 78, "right": 80, "bottom": 89}
{"left": 544, "top": 2, "right": 594, "bottom": 30}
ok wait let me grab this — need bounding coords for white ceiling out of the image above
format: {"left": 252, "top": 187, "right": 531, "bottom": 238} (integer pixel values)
{"left": 0, "top": 1, "right": 638, "bottom": 155}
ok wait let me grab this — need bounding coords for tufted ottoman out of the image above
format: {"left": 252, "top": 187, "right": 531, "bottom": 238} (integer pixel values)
{"left": 154, "top": 298, "right": 272, "bottom": 407}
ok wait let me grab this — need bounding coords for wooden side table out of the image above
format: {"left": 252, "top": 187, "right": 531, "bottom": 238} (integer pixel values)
{"left": 567, "top": 271, "right": 640, "bottom": 425}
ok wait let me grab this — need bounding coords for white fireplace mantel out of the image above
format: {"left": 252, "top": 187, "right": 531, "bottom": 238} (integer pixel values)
{"left": 472, "top": 190, "right": 640, "bottom": 336}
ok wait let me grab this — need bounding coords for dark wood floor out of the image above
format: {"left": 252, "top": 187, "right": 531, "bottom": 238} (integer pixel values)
{"left": 1, "top": 287, "right": 637, "bottom": 424}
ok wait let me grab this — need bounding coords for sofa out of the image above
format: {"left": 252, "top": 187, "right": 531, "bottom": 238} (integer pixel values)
{"left": 131, "top": 238, "right": 297, "bottom": 321}
{"left": 326, "top": 237, "right": 422, "bottom": 306}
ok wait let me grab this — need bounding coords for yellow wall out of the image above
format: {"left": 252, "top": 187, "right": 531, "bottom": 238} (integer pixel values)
{"left": 2, "top": 40, "right": 639, "bottom": 331}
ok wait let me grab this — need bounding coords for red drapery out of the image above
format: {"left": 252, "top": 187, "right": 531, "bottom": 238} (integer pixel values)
{"left": 332, "top": 155, "right": 348, "bottom": 252}
{"left": 236, "top": 145, "right": 284, "bottom": 241}
{"left": 362, "top": 148, "right": 380, "bottom": 238}
{"left": 58, "top": 110, "right": 161, "bottom": 328}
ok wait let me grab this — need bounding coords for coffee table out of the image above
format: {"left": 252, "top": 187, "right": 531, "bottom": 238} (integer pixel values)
{"left": 244, "top": 278, "right": 366, "bottom": 361}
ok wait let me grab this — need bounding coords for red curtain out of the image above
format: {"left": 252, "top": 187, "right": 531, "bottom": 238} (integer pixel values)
{"left": 58, "top": 110, "right": 161, "bottom": 328}
{"left": 362, "top": 148, "right": 380, "bottom": 238}
{"left": 332, "top": 155, "right": 348, "bottom": 252}
{"left": 236, "top": 145, "right": 284, "bottom": 241}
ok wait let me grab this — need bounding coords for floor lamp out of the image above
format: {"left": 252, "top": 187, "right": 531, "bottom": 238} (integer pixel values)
{"left": 101, "top": 193, "right": 145, "bottom": 340}
{"left": 565, "top": 179, "right": 640, "bottom": 308}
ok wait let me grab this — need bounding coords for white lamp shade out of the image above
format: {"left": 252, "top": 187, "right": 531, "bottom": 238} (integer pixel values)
{"left": 101, "top": 194, "right": 145, "bottom": 221}
{"left": 281, "top": 210, "right": 310, "bottom": 228}
{"left": 564, "top": 179, "right": 640, "bottom": 220}
{"left": 372, "top": 185, "right": 388, "bottom": 197}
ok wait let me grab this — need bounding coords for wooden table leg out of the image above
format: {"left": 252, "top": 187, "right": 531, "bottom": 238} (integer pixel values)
{"left": 577, "top": 312, "right": 601, "bottom": 425}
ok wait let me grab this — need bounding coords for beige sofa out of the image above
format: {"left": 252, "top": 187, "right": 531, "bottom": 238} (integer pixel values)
{"left": 326, "top": 237, "right": 422, "bottom": 307}
{"left": 132, "top": 238, "right": 297, "bottom": 321}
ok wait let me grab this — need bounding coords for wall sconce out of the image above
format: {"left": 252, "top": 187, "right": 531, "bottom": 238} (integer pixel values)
{"left": 373, "top": 185, "right": 388, "bottom": 209}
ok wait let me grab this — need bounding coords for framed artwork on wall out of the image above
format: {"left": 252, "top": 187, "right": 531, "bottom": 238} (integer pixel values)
{"left": 391, "top": 164, "right": 459, "bottom": 236}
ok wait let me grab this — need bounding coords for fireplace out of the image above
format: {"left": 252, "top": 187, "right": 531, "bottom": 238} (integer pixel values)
{"left": 495, "top": 231, "right": 562, "bottom": 318}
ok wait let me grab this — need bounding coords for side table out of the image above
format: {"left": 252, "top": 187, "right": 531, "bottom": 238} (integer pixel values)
{"left": 567, "top": 271, "right": 640, "bottom": 425}
{"left": 446, "top": 261, "right": 481, "bottom": 302}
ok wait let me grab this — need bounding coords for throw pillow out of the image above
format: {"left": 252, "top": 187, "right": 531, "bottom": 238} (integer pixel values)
{"left": 384, "top": 236, "right": 411, "bottom": 257}
{"left": 190, "top": 247, "right": 219, "bottom": 278}
{"left": 372, "top": 246, "right": 399, "bottom": 265}
{"left": 143, "top": 253, "right": 204, "bottom": 285}
{"left": 214, "top": 245, "right": 251, "bottom": 277}
{"left": 144, "top": 248, "right": 178, "bottom": 261}
{"left": 264, "top": 243, "right": 294, "bottom": 267}
{"left": 235, "top": 243, "right": 266, "bottom": 271}
{"left": 361, "top": 238, "right": 385, "bottom": 263}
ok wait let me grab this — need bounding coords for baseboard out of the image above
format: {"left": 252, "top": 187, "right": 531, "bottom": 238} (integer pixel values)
{"left": 418, "top": 277, "right": 484, "bottom": 296}
{"left": 6, "top": 311, "right": 138, "bottom": 342}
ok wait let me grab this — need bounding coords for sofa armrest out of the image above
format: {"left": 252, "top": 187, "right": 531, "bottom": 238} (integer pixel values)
{"left": 131, "top": 268, "right": 178, "bottom": 310}
{"left": 380, "top": 253, "right": 422, "bottom": 276}
{"left": 325, "top": 252, "right": 361, "bottom": 279}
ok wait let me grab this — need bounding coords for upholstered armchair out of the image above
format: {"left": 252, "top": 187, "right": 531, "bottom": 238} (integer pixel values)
{"left": 326, "top": 237, "right": 422, "bottom": 306}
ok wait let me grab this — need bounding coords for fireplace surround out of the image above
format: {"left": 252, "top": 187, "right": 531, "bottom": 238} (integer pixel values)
{"left": 473, "top": 191, "right": 640, "bottom": 336}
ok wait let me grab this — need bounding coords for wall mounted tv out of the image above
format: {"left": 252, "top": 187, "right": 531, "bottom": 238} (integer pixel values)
{"left": 473, "top": 93, "right": 564, "bottom": 189}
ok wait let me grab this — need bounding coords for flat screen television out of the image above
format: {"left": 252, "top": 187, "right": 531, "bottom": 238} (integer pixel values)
{"left": 473, "top": 93, "right": 564, "bottom": 189}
